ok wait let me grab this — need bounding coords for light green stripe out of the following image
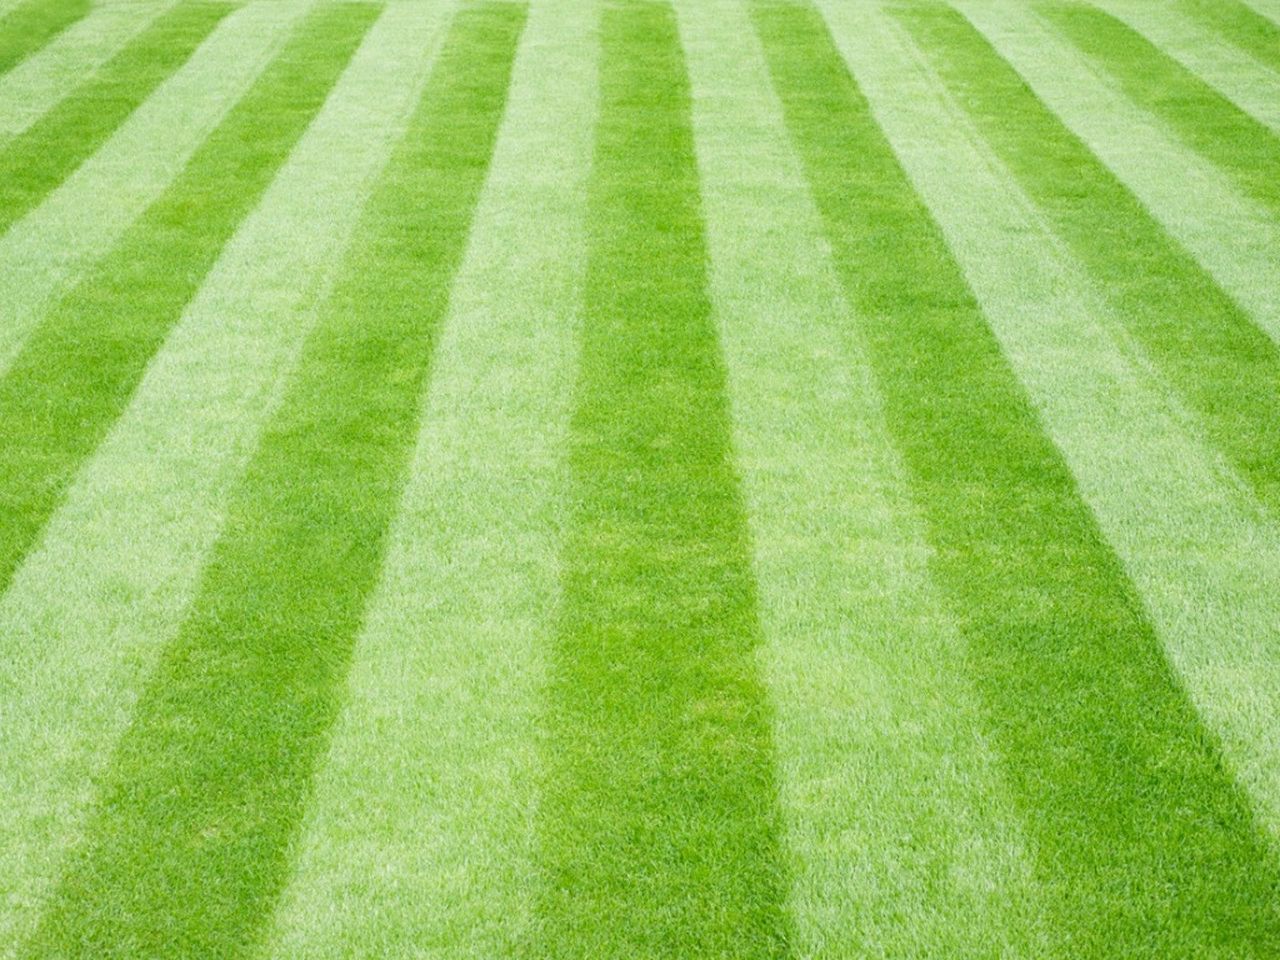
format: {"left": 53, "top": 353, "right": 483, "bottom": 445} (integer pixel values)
{"left": 674, "top": 0, "right": 1045, "bottom": 955}
{"left": 0, "top": 0, "right": 310, "bottom": 380}
{"left": 262, "top": 1, "right": 590, "bottom": 955}
{"left": 1241, "top": 0, "right": 1280, "bottom": 24}
{"left": 0, "top": 7, "right": 442, "bottom": 953}
{"left": 1180, "top": 0, "right": 1280, "bottom": 70}
{"left": 0, "top": 0, "right": 89, "bottom": 79}
{"left": 830, "top": 0, "right": 1280, "bottom": 847}
{"left": 954, "top": 0, "right": 1280, "bottom": 347}
{"left": 0, "top": 0, "right": 175, "bottom": 140}
{"left": 24, "top": 7, "right": 515, "bottom": 953}
{"left": 1092, "top": 0, "right": 1280, "bottom": 132}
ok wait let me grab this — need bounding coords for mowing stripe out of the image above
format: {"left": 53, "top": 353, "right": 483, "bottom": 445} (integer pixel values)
{"left": 894, "top": 3, "right": 1280, "bottom": 535}
{"left": 0, "top": 6, "right": 441, "bottom": 953}
{"left": 0, "top": 0, "right": 175, "bottom": 141}
{"left": 0, "top": 0, "right": 307, "bottom": 379}
{"left": 1092, "top": 0, "right": 1280, "bottom": 132}
{"left": 0, "top": 1, "right": 230, "bottom": 236}
{"left": 0, "top": 2, "right": 376, "bottom": 599}
{"left": 21, "top": 5, "right": 525, "bottom": 957}
{"left": 1241, "top": 0, "right": 1280, "bottom": 25}
{"left": 1041, "top": 2, "right": 1280, "bottom": 218}
{"left": 262, "top": 1, "right": 592, "bottom": 953}
{"left": 954, "top": 0, "right": 1280, "bottom": 347}
{"left": 853, "top": 0, "right": 1280, "bottom": 861}
{"left": 1181, "top": 0, "right": 1280, "bottom": 70}
{"left": 675, "top": 0, "right": 1046, "bottom": 954}
{"left": 0, "top": 0, "right": 88, "bottom": 78}
{"left": 534, "top": 4, "right": 789, "bottom": 957}
{"left": 758, "top": 2, "right": 1280, "bottom": 954}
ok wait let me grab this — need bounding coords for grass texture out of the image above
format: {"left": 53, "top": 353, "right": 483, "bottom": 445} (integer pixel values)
{"left": 0, "top": 2, "right": 375, "bottom": 594}
{"left": 0, "top": 1, "right": 230, "bottom": 234}
{"left": 0, "top": 0, "right": 88, "bottom": 78}
{"left": 753, "top": 2, "right": 1280, "bottom": 955}
{"left": 20, "top": 5, "right": 523, "bottom": 957}
{"left": 0, "top": 0, "right": 1278, "bottom": 956}
{"left": 534, "top": 4, "right": 790, "bottom": 958}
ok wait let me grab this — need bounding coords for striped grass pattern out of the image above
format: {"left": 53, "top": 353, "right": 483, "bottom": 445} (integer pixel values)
{"left": 1, "top": 0, "right": 1279, "bottom": 956}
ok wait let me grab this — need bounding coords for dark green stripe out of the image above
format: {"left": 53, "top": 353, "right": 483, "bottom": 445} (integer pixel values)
{"left": 1181, "top": 0, "right": 1280, "bottom": 71}
{"left": 21, "top": 5, "right": 525, "bottom": 957}
{"left": 892, "top": 2, "right": 1280, "bottom": 518}
{"left": 533, "top": 4, "right": 790, "bottom": 958}
{"left": 0, "top": 0, "right": 88, "bottom": 77}
{"left": 0, "top": 1, "right": 230, "bottom": 235}
{"left": 0, "top": 3, "right": 376, "bottom": 597}
{"left": 752, "top": 3, "right": 1280, "bottom": 956}
{"left": 1042, "top": 1, "right": 1280, "bottom": 218}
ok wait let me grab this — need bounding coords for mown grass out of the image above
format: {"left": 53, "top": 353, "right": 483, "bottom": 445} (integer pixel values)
{"left": 0, "top": 0, "right": 87, "bottom": 77}
{"left": 21, "top": 4, "right": 524, "bottom": 956}
{"left": 258, "top": 0, "right": 594, "bottom": 954}
{"left": 1043, "top": 1, "right": 1280, "bottom": 218}
{"left": 1181, "top": 0, "right": 1280, "bottom": 70}
{"left": 0, "top": 3, "right": 375, "bottom": 594}
{"left": 894, "top": 1, "right": 1280, "bottom": 517}
{"left": 0, "top": 2, "right": 230, "bottom": 234}
{"left": 753, "top": 2, "right": 1280, "bottom": 956}
{"left": 534, "top": 3, "right": 790, "bottom": 958}
{"left": 677, "top": 0, "right": 1046, "bottom": 953}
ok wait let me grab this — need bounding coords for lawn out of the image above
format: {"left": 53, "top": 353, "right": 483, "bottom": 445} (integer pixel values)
{"left": 1, "top": 0, "right": 1279, "bottom": 956}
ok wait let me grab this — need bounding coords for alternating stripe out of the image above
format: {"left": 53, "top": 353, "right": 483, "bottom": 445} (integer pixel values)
{"left": 0, "top": 1, "right": 229, "bottom": 235}
{"left": 0, "top": 6, "right": 439, "bottom": 953}
{"left": 0, "top": 2, "right": 375, "bottom": 597}
{"left": 953, "top": 0, "right": 1280, "bottom": 349}
{"left": 0, "top": 0, "right": 87, "bottom": 78}
{"left": 757, "top": 2, "right": 1280, "bottom": 955}
{"left": 1091, "top": 0, "right": 1280, "bottom": 132}
{"left": 1042, "top": 2, "right": 1280, "bottom": 217}
{"left": 1241, "top": 0, "right": 1280, "bottom": 26}
{"left": 0, "top": 0, "right": 174, "bottom": 141}
{"left": 535, "top": 4, "right": 789, "bottom": 957}
{"left": 262, "top": 0, "right": 591, "bottom": 953}
{"left": 841, "top": 0, "right": 1280, "bottom": 863}
{"left": 0, "top": 0, "right": 302, "bottom": 379}
{"left": 675, "top": 0, "right": 1046, "bottom": 955}
{"left": 895, "top": 2, "right": 1280, "bottom": 529}
{"left": 1181, "top": 0, "right": 1280, "bottom": 71}
{"left": 21, "top": 6, "right": 525, "bottom": 957}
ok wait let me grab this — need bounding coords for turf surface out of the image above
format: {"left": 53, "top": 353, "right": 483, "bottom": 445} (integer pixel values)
{"left": 1, "top": 0, "right": 1279, "bottom": 956}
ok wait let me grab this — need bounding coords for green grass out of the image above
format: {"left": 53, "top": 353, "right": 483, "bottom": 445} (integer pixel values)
{"left": 676, "top": 0, "right": 1045, "bottom": 954}
{"left": 3, "top": 0, "right": 1280, "bottom": 955}
{"left": 1043, "top": 1, "right": 1280, "bottom": 218}
{"left": 0, "top": 0, "right": 88, "bottom": 78}
{"left": 0, "top": 1, "right": 230, "bottom": 234}
{"left": 1182, "top": 0, "right": 1280, "bottom": 69}
{"left": 0, "top": 2, "right": 375, "bottom": 595}
{"left": 19, "top": 5, "right": 523, "bottom": 957}
{"left": 753, "top": 2, "right": 1280, "bottom": 956}
{"left": 894, "top": 1, "right": 1280, "bottom": 518}
{"left": 533, "top": 3, "right": 790, "bottom": 957}
{"left": 260, "top": 2, "right": 592, "bottom": 953}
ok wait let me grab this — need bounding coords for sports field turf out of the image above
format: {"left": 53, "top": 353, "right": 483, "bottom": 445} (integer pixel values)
{"left": 1, "top": 0, "right": 1279, "bottom": 956}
